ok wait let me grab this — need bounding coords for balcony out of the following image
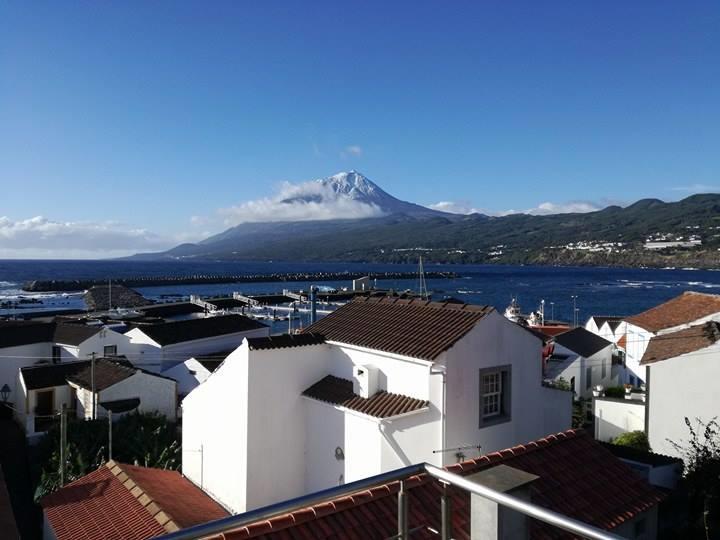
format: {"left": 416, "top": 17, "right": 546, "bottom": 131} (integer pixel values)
{"left": 155, "top": 463, "right": 624, "bottom": 540}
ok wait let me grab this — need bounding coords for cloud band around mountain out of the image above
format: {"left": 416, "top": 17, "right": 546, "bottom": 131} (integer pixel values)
{"left": 220, "top": 180, "right": 385, "bottom": 225}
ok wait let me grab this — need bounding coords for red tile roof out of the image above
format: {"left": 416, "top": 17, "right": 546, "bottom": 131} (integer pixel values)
{"left": 626, "top": 291, "right": 720, "bottom": 333}
{"left": 641, "top": 321, "right": 720, "bottom": 365}
{"left": 303, "top": 375, "right": 429, "bottom": 418}
{"left": 40, "top": 461, "right": 228, "bottom": 540}
{"left": 207, "top": 430, "right": 664, "bottom": 540}
{"left": 120, "top": 463, "right": 229, "bottom": 529}
{"left": 40, "top": 465, "right": 165, "bottom": 540}
{"left": 303, "top": 297, "right": 494, "bottom": 360}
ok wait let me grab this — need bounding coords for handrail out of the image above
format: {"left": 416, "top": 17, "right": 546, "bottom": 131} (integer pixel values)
{"left": 157, "top": 463, "right": 625, "bottom": 540}
{"left": 424, "top": 464, "right": 622, "bottom": 540}
{"left": 157, "top": 464, "right": 426, "bottom": 540}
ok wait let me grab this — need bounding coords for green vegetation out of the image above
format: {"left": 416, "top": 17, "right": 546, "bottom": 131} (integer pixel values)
{"left": 33, "top": 412, "right": 180, "bottom": 500}
{"left": 612, "top": 430, "right": 651, "bottom": 452}
{"left": 604, "top": 386, "right": 626, "bottom": 399}
{"left": 151, "top": 193, "right": 720, "bottom": 268}
{"left": 670, "top": 417, "right": 720, "bottom": 539}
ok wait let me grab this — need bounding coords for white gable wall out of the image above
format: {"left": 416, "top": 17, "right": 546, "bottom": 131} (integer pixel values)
{"left": 647, "top": 342, "right": 720, "bottom": 458}
{"left": 244, "top": 342, "right": 333, "bottom": 511}
{"left": 182, "top": 345, "right": 250, "bottom": 513}
{"left": 444, "top": 311, "right": 570, "bottom": 457}
{"left": 161, "top": 358, "right": 212, "bottom": 397}
{"left": 0, "top": 342, "right": 52, "bottom": 409}
{"left": 97, "top": 371, "right": 177, "bottom": 421}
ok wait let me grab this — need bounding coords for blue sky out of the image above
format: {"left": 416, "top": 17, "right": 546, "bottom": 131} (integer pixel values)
{"left": 1, "top": 1, "right": 719, "bottom": 257}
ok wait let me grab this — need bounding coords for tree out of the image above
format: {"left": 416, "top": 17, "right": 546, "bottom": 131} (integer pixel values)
{"left": 612, "top": 430, "right": 651, "bottom": 452}
{"left": 669, "top": 417, "right": 720, "bottom": 540}
{"left": 33, "top": 412, "right": 180, "bottom": 500}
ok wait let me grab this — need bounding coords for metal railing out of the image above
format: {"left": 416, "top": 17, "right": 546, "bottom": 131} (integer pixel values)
{"left": 157, "top": 463, "right": 623, "bottom": 540}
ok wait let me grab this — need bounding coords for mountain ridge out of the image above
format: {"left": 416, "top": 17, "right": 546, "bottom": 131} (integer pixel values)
{"left": 126, "top": 172, "right": 720, "bottom": 268}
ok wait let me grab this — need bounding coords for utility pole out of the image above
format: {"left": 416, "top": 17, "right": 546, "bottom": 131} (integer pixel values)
{"left": 90, "top": 352, "right": 97, "bottom": 420}
{"left": 59, "top": 404, "right": 66, "bottom": 486}
{"left": 108, "top": 410, "right": 113, "bottom": 461}
{"left": 550, "top": 302, "right": 555, "bottom": 322}
{"left": 108, "top": 279, "right": 112, "bottom": 311}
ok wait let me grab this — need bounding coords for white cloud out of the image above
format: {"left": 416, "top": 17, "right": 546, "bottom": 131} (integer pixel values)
{"left": 220, "top": 179, "right": 385, "bottom": 225}
{"left": 670, "top": 184, "right": 720, "bottom": 193}
{"left": 430, "top": 200, "right": 604, "bottom": 217}
{"left": 0, "top": 216, "right": 175, "bottom": 259}
{"left": 429, "top": 201, "right": 484, "bottom": 214}
{"left": 341, "top": 145, "right": 363, "bottom": 158}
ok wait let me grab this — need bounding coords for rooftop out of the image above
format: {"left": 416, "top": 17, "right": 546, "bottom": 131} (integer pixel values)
{"left": 0, "top": 320, "right": 101, "bottom": 348}
{"left": 641, "top": 321, "right": 720, "bottom": 365}
{"left": 246, "top": 333, "right": 325, "bottom": 351}
{"left": 40, "top": 461, "right": 228, "bottom": 540}
{"left": 302, "top": 375, "right": 429, "bottom": 419}
{"left": 202, "top": 430, "right": 663, "bottom": 539}
{"left": 131, "top": 314, "right": 267, "bottom": 346}
{"left": 590, "top": 316, "right": 624, "bottom": 332}
{"left": 626, "top": 291, "right": 720, "bottom": 333}
{"left": 554, "top": 327, "right": 613, "bottom": 358}
{"left": 303, "top": 297, "right": 494, "bottom": 361}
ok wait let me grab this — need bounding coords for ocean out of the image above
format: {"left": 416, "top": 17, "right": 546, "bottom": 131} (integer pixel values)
{"left": 2, "top": 259, "right": 720, "bottom": 323}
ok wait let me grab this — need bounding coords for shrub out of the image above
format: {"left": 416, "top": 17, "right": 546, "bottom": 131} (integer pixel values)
{"left": 604, "top": 386, "right": 626, "bottom": 399}
{"left": 612, "top": 430, "right": 650, "bottom": 452}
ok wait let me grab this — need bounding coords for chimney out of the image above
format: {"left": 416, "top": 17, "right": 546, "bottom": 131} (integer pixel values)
{"left": 467, "top": 464, "right": 539, "bottom": 540}
{"left": 352, "top": 365, "right": 379, "bottom": 398}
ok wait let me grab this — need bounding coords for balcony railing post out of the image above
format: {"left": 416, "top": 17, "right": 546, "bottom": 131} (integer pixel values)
{"left": 398, "top": 480, "right": 409, "bottom": 539}
{"left": 441, "top": 482, "right": 452, "bottom": 540}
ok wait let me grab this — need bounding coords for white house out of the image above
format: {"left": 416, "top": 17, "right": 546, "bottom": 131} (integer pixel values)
{"left": 160, "top": 349, "right": 233, "bottom": 398}
{"left": 622, "top": 291, "right": 720, "bottom": 386}
{"left": 182, "top": 298, "right": 572, "bottom": 514}
{"left": 545, "top": 327, "right": 617, "bottom": 399}
{"left": 594, "top": 320, "right": 720, "bottom": 460}
{"left": 124, "top": 314, "right": 269, "bottom": 372}
{"left": 17, "top": 358, "right": 177, "bottom": 437}
{"left": 0, "top": 320, "right": 133, "bottom": 412}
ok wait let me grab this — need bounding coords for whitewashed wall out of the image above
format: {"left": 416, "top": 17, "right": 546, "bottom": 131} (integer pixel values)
{"left": 443, "top": 311, "right": 569, "bottom": 457}
{"left": 161, "top": 358, "right": 213, "bottom": 397}
{"left": 549, "top": 343, "right": 615, "bottom": 399}
{"left": 624, "top": 323, "right": 652, "bottom": 385}
{"left": 1, "top": 342, "right": 52, "bottom": 409}
{"left": 647, "top": 342, "right": 720, "bottom": 458}
{"left": 98, "top": 372, "right": 177, "bottom": 421}
{"left": 593, "top": 398, "right": 646, "bottom": 442}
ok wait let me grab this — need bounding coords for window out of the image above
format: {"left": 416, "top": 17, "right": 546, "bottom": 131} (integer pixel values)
{"left": 52, "top": 346, "right": 61, "bottom": 364}
{"left": 103, "top": 345, "right": 117, "bottom": 357}
{"left": 601, "top": 358, "right": 607, "bottom": 379}
{"left": 570, "top": 376, "right": 576, "bottom": 394}
{"left": 482, "top": 372, "right": 501, "bottom": 417}
{"left": 586, "top": 366, "right": 592, "bottom": 390}
{"left": 479, "top": 365, "right": 511, "bottom": 427}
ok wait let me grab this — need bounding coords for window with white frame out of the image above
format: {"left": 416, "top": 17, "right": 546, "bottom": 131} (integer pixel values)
{"left": 482, "top": 371, "right": 502, "bottom": 418}
{"left": 103, "top": 345, "right": 117, "bottom": 357}
{"left": 479, "top": 365, "right": 511, "bottom": 426}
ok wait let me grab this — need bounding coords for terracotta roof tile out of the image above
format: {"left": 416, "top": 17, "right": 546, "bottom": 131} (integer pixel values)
{"left": 302, "top": 375, "right": 428, "bottom": 418}
{"left": 641, "top": 321, "right": 720, "bottom": 364}
{"left": 40, "top": 462, "right": 228, "bottom": 540}
{"left": 303, "top": 297, "right": 493, "bottom": 361}
{"left": 207, "top": 430, "right": 664, "bottom": 540}
{"left": 626, "top": 291, "right": 720, "bottom": 333}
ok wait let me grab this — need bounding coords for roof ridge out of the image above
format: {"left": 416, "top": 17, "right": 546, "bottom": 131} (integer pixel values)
{"left": 106, "top": 461, "right": 181, "bottom": 534}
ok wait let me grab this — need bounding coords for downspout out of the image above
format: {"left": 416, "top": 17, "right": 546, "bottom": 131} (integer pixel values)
{"left": 430, "top": 363, "right": 447, "bottom": 466}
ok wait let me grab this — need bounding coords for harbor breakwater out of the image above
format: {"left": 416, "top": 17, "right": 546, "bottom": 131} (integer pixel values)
{"left": 22, "top": 270, "right": 458, "bottom": 292}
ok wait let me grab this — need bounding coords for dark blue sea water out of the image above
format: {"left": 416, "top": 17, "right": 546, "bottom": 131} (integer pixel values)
{"left": 2, "top": 259, "right": 720, "bottom": 322}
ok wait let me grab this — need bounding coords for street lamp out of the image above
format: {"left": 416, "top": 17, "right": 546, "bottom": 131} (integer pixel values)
{"left": 1, "top": 384, "right": 10, "bottom": 402}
